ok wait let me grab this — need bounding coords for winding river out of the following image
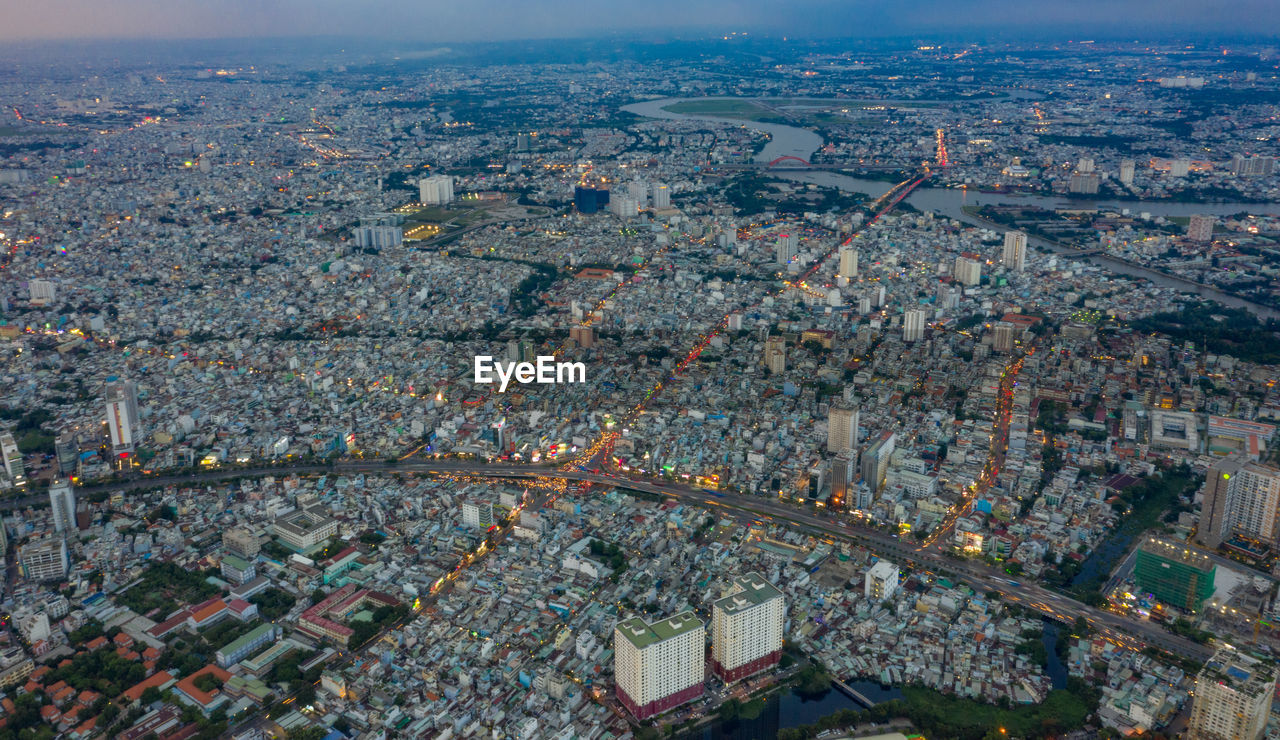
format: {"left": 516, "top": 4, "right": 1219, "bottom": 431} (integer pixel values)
{"left": 622, "top": 97, "right": 1280, "bottom": 319}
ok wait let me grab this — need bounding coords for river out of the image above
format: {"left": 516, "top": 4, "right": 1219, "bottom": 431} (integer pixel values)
{"left": 685, "top": 681, "right": 903, "bottom": 740}
{"left": 622, "top": 96, "right": 1280, "bottom": 319}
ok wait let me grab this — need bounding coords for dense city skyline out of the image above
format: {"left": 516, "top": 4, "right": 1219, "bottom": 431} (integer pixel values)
{"left": 3, "top": 10, "right": 1280, "bottom": 739}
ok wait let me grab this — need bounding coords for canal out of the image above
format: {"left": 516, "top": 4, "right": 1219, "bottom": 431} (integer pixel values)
{"left": 685, "top": 681, "right": 902, "bottom": 739}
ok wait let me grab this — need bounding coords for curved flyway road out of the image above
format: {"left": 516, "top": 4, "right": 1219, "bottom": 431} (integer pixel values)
{"left": 48, "top": 459, "right": 1213, "bottom": 662}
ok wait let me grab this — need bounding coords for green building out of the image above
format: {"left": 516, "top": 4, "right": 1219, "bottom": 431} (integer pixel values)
{"left": 1134, "top": 538, "right": 1216, "bottom": 611}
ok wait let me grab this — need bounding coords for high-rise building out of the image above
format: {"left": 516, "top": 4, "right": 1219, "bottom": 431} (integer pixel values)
{"left": 1198, "top": 458, "right": 1242, "bottom": 549}
{"left": 0, "top": 433, "right": 23, "bottom": 485}
{"left": 1230, "top": 154, "right": 1275, "bottom": 178}
{"left": 838, "top": 248, "right": 858, "bottom": 278}
{"left": 865, "top": 560, "right": 899, "bottom": 601}
{"left": 569, "top": 326, "right": 595, "bottom": 349}
{"left": 1068, "top": 171, "right": 1100, "bottom": 194}
{"left": 1002, "top": 231, "right": 1027, "bottom": 271}
{"left": 515, "top": 133, "right": 530, "bottom": 152}
{"left": 610, "top": 194, "right": 639, "bottom": 218}
{"left": 993, "top": 321, "right": 1016, "bottom": 353}
{"left": 1198, "top": 460, "right": 1280, "bottom": 549}
{"left": 462, "top": 501, "right": 494, "bottom": 529}
{"left": 28, "top": 280, "right": 55, "bottom": 306}
{"left": 54, "top": 432, "right": 78, "bottom": 476}
{"left": 711, "top": 573, "right": 784, "bottom": 683}
{"left": 861, "top": 432, "right": 896, "bottom": 494}
{"left": 1076, "top": 156, "right": 1095, "bottom": 173}
{"left": 48, "top": 479, "right": 75, "bottom": 533}
{"left": 573, "top": 186, "right": 609, "bottom": 214}
{"left": 223, "top": 527, "right": 260, "bottom": 559}
{"left": 19, "top": 539, "right": 68, "bottom": 582}
{"left": 1118, "top": 159, "right": 1136, "bottom": 185}
{"left": 651, "top": 183, "right": 671, "bottom": 210}
{"left": 953, "top": 256, "right": 981, "bottom": 287}
{"left": 764, "top": 336, "right": 785, "bottom": 375}
{"left": 776, "top": 233, "right": 797, "bottom": 264}
{"left": 105, "top": 380, "right": 141, "bottom": 456}
{"left": 1170, "top": 158, "right": 1191, "bottom": 177}
{"left": 1187, "top": 215, "right": 1215, "bottom": 243}
{"left": 1134, "top": 537, "right": 1215, "bottom": 611}
{"left": 353, "top": 224, "right": 403, "bottom": 249}
{"left": 828, "top": 407, "right": 859, "bottom": 453}
{"left": 1187, "top": 647, "right": 1273, "bottom": 740}
{"left": 830, "top": 450, "right": 857, "bottom": 508}
{"left": 903, "top": 309, "right": 925, "bottom": 342}
{"left": 418, "top": 175, "right": 454, "bottom": 205}
{"left": 614, "top": 612, "right": 705, "bottom": 720}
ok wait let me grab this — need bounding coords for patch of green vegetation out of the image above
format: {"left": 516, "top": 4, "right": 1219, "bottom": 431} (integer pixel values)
{"left": 116, "top": 561, "right": 220, "bottom": 617}
{"left": 776, "top": 678, "right": 1100, "bottom": 740}
{"left": 663, "top": 99, "right": 788, "bottom": 123}
{"left": 1131, "top": 302, "right": 1280, "bottom": 364}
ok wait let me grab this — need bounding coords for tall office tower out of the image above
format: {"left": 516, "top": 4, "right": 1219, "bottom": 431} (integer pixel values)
{"left": 48, "top": 479, "right": 75, "bottom": 533}
{"left": 1170, "top": 158, "right": 1191, "bottom": 177}
{"left": 461, "top": 500, "right": 494, "bottom": 529}
{"left": 573, "top": 186, "right": 609, "bottom": 214}
{"left": 54, "top": 432, "right": 78, "bottom": 476}
{"left": 953, "top": 256, "right": 981, "bottom": 287}
{"left": 614, "top": 612, "right": 705, "bottom": 720}
{"left": 1134, "top": 538, "right": 1215, "bottom": 611}
{"left": 993, "top": 321, "right": 1016, "bottom": 353}
{"left": 1118, "top": 159, "right": 1136, "bottom": 185}
{"left": 28, "top": 279, "right": 56, "bottom": 305}
{"left": 830, "top": 450, "right": 857, "bottom": 507}
{"left": 0, "top": 433, "right": 23, "bottom": 484}
{"left": 1197, "top": 458, "right": 1243, "bottom": 549}
{"left": 763, "top": 336, "right": 785, "bottom": 375}
{"left": 827, "top": 406, "right": 859, "bottom": 453}
{"left": 1076, "top": 156, "right": 1095, "bottom": 174}
{"left": 1002, "top": 231, "right": 1027, "bottom": 271}
{"left": 838, "top": 247, "right": 859, "bottom": 278}
{"left": 1187, "top": 215, "right": 1215, "bottom": 243}
{"left": 860, "top": 432, "right": 896, "bottom": 494}
{"left": 776, "top": 233, "right": 797, "bottom": 264}
{"left": 1068, "top": 171, "right": 1100, "bottom": 194}
{"left": 651, "top": 183, "right": 671, "bottom": 210}
{"left": 711, "top": 573, "right": 784, "bottom": 683}
{"left": 865, "top": 560, "right": 900, "bottom": 601}
{"left": 515, "top": 132, "right": 530, "bottom": 152}
{"left": 418, "top": 175, "right": 454, "bottom": 205}
{"left": 902, "top": 309, "right": 925, "bottom": 342}
{"left": 105, "top": 381, "right": 141, "bottom": 456}
{"left": 1187, "top": 647, "right": 1273, "bottom": 740}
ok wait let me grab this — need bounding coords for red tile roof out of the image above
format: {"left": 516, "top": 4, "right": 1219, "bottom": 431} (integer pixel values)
{"left": 120, "top": 670, "right": 176, "bottom": 703}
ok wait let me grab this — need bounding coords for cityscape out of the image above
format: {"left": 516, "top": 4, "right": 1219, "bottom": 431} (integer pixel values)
{"left": 3, "top": 6, "right": 1280, "bottom": 740}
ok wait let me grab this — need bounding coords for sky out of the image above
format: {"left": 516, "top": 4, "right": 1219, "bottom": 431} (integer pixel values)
{"left": 5, "top": 0, "right": 1279, "bottom": 42}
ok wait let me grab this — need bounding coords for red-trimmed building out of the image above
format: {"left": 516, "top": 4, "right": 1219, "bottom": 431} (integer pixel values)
{"left": 613, "top": 611, "right": 705, "bottom": 720}
{"left": 296, "top": 583, "right": 399, "bottom": 645}
{"left": 711, "top": 573, "right": 785, "bottom": 683}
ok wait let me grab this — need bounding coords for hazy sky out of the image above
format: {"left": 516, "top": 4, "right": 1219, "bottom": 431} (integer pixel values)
{"left": 6, "top": 0, "right": 1279, "bottom": 41}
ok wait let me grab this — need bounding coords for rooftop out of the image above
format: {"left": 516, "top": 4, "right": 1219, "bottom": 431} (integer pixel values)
{"left": 615, "top": 610, "right": 703, "bottom": 650}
